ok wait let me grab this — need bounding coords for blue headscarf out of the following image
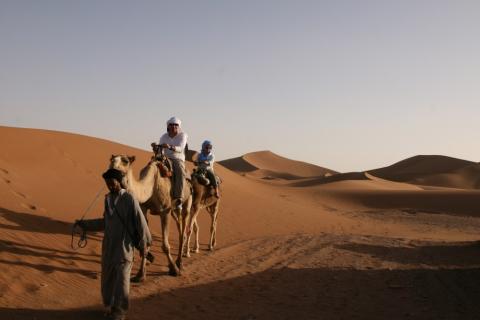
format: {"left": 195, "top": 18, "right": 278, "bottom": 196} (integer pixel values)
{"left": 202, "top": 140, "right": 212, "bottom": 150}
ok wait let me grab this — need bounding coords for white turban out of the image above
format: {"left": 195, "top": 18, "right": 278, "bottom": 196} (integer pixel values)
{"left": 166, "top": 116, "right": 181, "bottom": 127}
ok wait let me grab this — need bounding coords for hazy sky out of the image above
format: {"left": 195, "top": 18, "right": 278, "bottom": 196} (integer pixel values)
{"left": 1, "top": 0, "right": 479, "bottom": 172}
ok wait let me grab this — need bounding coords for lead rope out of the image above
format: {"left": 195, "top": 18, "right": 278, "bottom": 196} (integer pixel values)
{"left": 71, "top": 186, "right": 105, "bottom": 250}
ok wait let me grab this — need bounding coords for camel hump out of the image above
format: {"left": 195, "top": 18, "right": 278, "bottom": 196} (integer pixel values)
{"left": 192, "top": 169, "right": 222, "bottom": 187}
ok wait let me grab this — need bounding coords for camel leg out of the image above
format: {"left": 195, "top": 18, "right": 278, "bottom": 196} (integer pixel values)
{"left": 160, "top": 212, "right": 179, "bottom": 276}
{"left": 131, "top": 248, "right": 147, "bottom": 283}
{"left": 193, "top": 218, "right": 200, "bottom": 253}
{"left": 174, "top": 209, "right": 184, "bottom": 271}
{"left": 185, "top": 204, "right": 200, "bottom": 257}
{"left": 132, "top": 208, "right": 149, "bottom": 282}
{"left": 176, "top": 197, "right": 192, "bottom": 270}
{"left": 184, "top": 216, "right": 193, "bottom": 258}
{"left": 208, "top": 201, "right": 220, "bottom": 251}
{"left": 175, "top": 207, "right": 187, "bottom": 271}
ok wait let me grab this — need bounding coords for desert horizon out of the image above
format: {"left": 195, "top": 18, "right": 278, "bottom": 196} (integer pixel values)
{"left": 3, "top": 125, "right": 479, "bottom": 176}
{"left": 1, "top": 125, "right": 480, "bottom": 319}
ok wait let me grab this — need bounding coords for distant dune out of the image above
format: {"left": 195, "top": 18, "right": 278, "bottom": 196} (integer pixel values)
{"left": 287, "top": 155, "right": 480, "bottom": 191}
{"left": 369, "top": 155, "right": 480, "bottom": 189}
{"left": 289, "top": 171, "right": 422, "bottom": 191}
{"left": 219, "top": 150, "right": 337, "bottom": 180}
{"left": 289, "top": 171, "right": 368, "bottom": 187}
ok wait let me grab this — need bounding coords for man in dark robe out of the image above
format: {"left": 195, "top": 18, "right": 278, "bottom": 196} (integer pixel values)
{"left": 76, "top": 168, "right": 151, "bottom": 320}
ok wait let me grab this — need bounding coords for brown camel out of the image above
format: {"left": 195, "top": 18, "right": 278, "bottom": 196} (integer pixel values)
{"left": 109, "top": 154, "right": 192, "bottom": 280}
{"left": 184, "top": 160, "right": 221, "bottom": 256}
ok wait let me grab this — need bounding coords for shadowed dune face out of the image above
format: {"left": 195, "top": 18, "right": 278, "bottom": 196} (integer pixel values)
{"left": 2, "top": 126, "right": 480, "bottom": 319}
{"left": 219, "top": 150, "right": 337, "bottom": 180}
{"left": 217, "top": 155, "right": 258, "bottom": 173}
{"left": 289, "top": 171, "right": 368, "bottom": 187}
{"left": 286, "top": 155, "right": 480, "bottom": 191}
{"left": 374, "top": 155, "right": 475, "bottom": 176}
{"left": 369, "top": 155, "right": 480, "bottom": 189}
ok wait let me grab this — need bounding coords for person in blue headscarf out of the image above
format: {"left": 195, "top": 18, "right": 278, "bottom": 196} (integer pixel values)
{"left": 196, "top": 140, "right": 220, "bottom": 198}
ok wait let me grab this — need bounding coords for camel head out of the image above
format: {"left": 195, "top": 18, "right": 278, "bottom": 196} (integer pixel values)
{"left": 110, "top": 154, "right": 136, "bottom": 174}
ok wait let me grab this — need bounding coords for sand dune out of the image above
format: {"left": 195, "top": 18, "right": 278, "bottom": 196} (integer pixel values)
{"left": 219, "top": 150, "right": 337, "bottom": 180}
{"left": 288, "top": 155, "right": 480, "bottom": 190}
{"left": 1, "top": 126, "right": 480, "bottom": 320}
{"left": 289, "top": 171, "right": 421, "bottom": 191}
{"left": 369, "top": 155, "right": 480, "bottom": 189}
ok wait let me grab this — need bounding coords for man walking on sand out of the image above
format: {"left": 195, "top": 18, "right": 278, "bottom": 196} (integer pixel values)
{"left": 75, "top": 168, "right": 151, "bottom": 320}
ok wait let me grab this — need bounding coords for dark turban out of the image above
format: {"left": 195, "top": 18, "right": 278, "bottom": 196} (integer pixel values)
{"left": 102, "top": 168, "right": 124, "bottom": 183}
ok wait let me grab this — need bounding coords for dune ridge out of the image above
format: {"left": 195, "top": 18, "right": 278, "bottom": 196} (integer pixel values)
{"left": 284, "top": 155, "right": 480, "bottom": 191}
{"left": 369, "top": 155, "right": 480, "bottom": 189}
{"left": 219, "top": 150, "right": 337, "bottom": 180}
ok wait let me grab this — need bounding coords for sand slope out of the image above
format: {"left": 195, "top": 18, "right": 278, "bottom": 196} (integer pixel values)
{"left": 219, "top": 150, "right": 337, "bottom": 180}
{"left": 369, "top": 155, "right": 480, "bottom": 189}
{"left": 1, "top": 126, "right": 480, "bottom": 320}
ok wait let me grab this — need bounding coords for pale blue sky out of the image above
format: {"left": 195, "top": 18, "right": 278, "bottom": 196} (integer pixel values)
{"left": 1, "top": 0, "right": 479, "bottom": 172}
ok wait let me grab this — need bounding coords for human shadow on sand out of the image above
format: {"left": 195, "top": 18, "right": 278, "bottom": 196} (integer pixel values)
{"left": 2, "top": 262, "right": 480, "bottom": 319}
{"left": 0, "top": 206, "right": 101, "bottom": 236}
{"left": 1, "top": 240, "right": 100, "bottom": 261}
{"left": 0, "top": 258, "right": 98, "bottom": 279}
{"left": 0, "top": 207, "right": 102, "bottom": 278}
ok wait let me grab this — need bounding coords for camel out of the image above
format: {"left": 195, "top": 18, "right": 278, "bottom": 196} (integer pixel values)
{"left": 184, "top": 156, "right": 221, "bottom": 257}
{"left": 109, "top": 154, "right": 192, "bottom": 281}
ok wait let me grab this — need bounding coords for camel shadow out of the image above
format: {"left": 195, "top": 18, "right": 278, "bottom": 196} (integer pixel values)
{"left": 1, "top": 239, "right": 100, "bottom": 261}
{"left": 0, "top": 257, "right": 99, "bottom": 279}
{"left": 0, "top": 206, "right": 79, "bottom": 236}
{"left": 0, "top": 207, "right": 102, "bottom": 278}
{"left": 0, "top": 239, "right": 100, "bottom": 279}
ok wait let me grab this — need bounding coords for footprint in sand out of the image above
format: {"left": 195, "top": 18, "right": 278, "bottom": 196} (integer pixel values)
{"left": 11, "top": 189, "right": 27, "bottom": 199}
{"left": 25, "top": 284, "right": 41, "bottom": 293}
{"left": 0, "top": 170, "right": 23, "bottom": 195}
{"left": 6, "top": 185, "right": 40, "bottom": 211}
{"left": 20, "top": 203, "right": 37, "bottom": 210}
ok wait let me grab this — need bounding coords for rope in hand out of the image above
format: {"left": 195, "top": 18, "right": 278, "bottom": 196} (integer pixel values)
{"left": 71, "top": 223, "right": 88, "bottom": 249}
{"left": 71, "top": 185, "right": 105, "bottom": 250}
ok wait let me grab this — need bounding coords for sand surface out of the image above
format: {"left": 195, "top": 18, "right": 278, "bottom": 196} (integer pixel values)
{"left": 1, "top": 126, "right": 480, "bottom": 319}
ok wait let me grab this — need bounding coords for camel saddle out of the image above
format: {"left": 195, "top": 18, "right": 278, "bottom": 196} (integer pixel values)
{"left": 156, "top": 157, "right": 173, "bottom": 178}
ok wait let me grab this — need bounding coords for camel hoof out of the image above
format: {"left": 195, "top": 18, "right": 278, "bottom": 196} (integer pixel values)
{"left": 176, "top": 259, "right": 183, "bottom": 270}
{"left": 168, "top": 265, "right": 180, "bottom": 276}
{"left": 194, "top": 248, "right": 200, "bottom": 253}
{"left": 131, "top": 275, "right": 146, "bottom": 283}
